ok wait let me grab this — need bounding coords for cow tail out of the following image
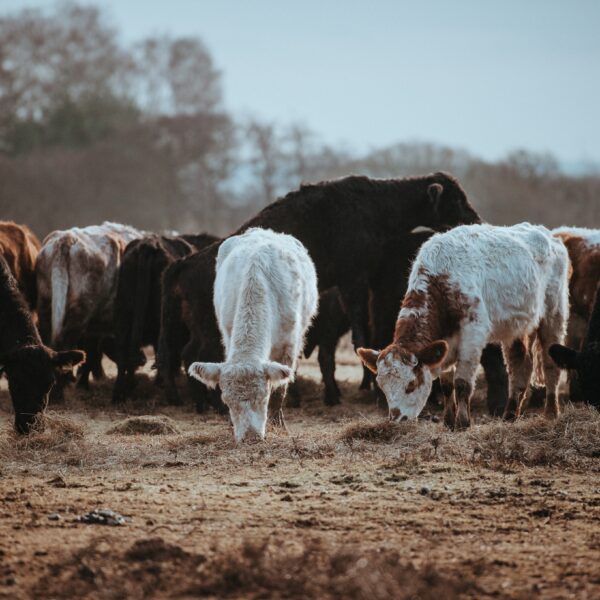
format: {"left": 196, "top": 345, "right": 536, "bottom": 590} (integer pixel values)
{"left": 50, "top": 239, "right": 72, "bottom": 347}
{"left": 129, "top": 245, "right": 153, "bottom": 361}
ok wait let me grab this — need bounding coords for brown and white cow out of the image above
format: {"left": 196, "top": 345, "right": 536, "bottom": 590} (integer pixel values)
{"left": 552, "top": 227, "right": 600, "bottom": 344}
{"left": 36, "top": 222, "right": 144, "bottom": 389}
{"left": 358, "top": 223, "right": 570, "bottom": 429}
{"left": 0, "top": 221, "right": 41, "bottom": 310}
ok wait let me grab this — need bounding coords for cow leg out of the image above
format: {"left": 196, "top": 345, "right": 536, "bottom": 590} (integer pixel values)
{"left": 318, "top": 343, "right": 341, "bottom": 406}
{"left": 536, "top": 318, "right": 564, "bottom": 418}
{"left": 449, "top": 362, "right": 478, "bottom": 430}
{"left": 502, "top": 338, "right": 533, "bottom": 420}
{"left": 480, "top": 343, "right": 509, "bottom": 417}
{"left": 339, "top": 282, "right": 370, "bottom": 352}
{"left": 182, "top": 339, "right": 227, "bottom": 414}
{"left": 77, "top": 338, "right": 102, "bottom": 389}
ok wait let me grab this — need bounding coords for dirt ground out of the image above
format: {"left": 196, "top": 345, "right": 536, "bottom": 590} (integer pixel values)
{"left": 1, "top": 340, "right": 600, "bottom": 599}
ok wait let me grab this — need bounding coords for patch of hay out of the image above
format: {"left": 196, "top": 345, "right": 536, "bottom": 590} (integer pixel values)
{"left": 7, "top": 411, "right": 85, "bottom": 450}
{"left": 465, "top": 405, "right": 600, "bottom": 466}
{"left": 107, "top": 415, "right": 180, "bottom": 436}
{"left": 342, "top": 419, "right": 403, "bottom": 443}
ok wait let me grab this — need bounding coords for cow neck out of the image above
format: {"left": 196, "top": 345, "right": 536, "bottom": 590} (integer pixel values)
{"left": 227, "top": 265, "right": 271, "bottom": 363}
{"left": 0, "top": 285, "right": 40, "bottom": 354}
{"left": 391, "top": 274, "right": 453, "bottom": 354}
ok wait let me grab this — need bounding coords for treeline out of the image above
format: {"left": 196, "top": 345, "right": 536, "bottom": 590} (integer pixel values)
{"left": 0, "top": 3, "right": 598, "bottom": 239}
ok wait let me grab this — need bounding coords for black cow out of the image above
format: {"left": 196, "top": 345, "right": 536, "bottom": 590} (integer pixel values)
{"left": 550, "top": 285, "right": 600, "bottom": 406}
{"left": 112, "top": 233, "right": 218, "bottom": 404}
{"left": 157, "top": 172, "right": 482, "bottom": 409}
{"left": 0, "top": 257, "right": 85, "bottom": 433}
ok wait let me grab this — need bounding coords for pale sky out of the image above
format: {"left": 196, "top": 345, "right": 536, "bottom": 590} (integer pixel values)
{"left": 2, "top": 0, "right": 600, "bottom": 166}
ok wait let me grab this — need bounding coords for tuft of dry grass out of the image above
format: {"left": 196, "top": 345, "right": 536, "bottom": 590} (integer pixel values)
{"left": 341, "top": 406, "right": 600, "bottom": 468}
{"left": 464, "top": 405, "right": 600, "bottom": 466}
{"left": 106, "top": 415, "right": 181, "bottom": 436}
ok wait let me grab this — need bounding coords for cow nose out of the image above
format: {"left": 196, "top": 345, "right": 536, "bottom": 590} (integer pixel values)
{"left": 400, "top": 415, "right": 408, "bottom": 422}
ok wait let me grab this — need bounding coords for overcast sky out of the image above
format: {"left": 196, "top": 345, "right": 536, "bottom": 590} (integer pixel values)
{"left": 3, "top": 0, "right": 600, "bottom": 166}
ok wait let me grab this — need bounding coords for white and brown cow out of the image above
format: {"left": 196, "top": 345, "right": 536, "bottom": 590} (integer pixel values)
{"left": 552, "top": 227, "right": 600, "bottom": 345}
{"left": 36, "top": 222, "right": 144, "bottom": 389}
{"left": 358, "top": 223, "right": 570, "bottom": 429}
{"left": 188, "top": 228, "right": 318, "bottom": 442}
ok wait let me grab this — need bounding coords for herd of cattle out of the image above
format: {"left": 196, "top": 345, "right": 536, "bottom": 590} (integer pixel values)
{"left": 0, "top": 171, "right": 599, "bottom": 440}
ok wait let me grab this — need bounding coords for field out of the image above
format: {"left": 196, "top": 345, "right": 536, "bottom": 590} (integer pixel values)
{"left": 1, "top": 340, "right": 600, "bottom": 600}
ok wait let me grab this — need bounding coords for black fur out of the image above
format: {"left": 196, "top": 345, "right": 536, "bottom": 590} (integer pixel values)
{"left": 0, "top": 257, "right": 84, "bottom": 433}
{"left": 112, "top": 233, "right": 218, "bottom": 404}
{"left": 550, "top": 285, "right": 600, "bottom": 407}
{"left": 157, "top": 172, "right": 481, "bottom": 408}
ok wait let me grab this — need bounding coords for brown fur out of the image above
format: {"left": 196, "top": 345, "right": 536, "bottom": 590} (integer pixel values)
{"left": 387, "top": 273, "right": 470, "bottom": 358}
{"left": 554, "top": 233, "right": 600, "bottom": 320}
{"left": 0, "top": 221, "right": 41, "bottom": 309}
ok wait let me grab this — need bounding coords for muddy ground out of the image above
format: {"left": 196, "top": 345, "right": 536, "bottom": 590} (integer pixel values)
{"left": 1, "top": 341, "right": 600, "bottom": 599}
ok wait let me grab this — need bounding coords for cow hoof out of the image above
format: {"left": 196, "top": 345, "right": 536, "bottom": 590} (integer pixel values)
{"left": 544, "top": 404, "right": 560, "bottom": 419}
{"left": 324, "top": 395, "right": 341, "bottom": 407}
{"left": 443, "top": 409, "right": 456, "bottom": 430}
{"left": 76, "top": 379, "right": 90, "bottom": 390}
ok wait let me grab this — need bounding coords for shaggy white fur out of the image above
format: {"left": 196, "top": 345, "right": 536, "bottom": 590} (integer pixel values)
{"left": 360, "top": 223, "right": 570, "bottom": 426}
{"left": 189, "top": 228, "right": 318, "bottom": 442}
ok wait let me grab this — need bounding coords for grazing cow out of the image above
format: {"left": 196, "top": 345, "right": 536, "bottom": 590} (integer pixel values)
{"left": 550, "top": 286, "right": 600, "bottom": 406}
{"left": 158, "top": 172, "right": 481, "bottom": 407}
{"left": 0, "top": 221, "right": 41, "bottom": 309}
{"left": 36, "top": 222, "right": 144, "bottom": 391}
{"left": 552, "top": 227, "right": 600, "bottom": 399}
{"left": 357, "top": 223, "right": 569, "bottom": 428}
{"left": 188, "top": 228, "right": 318, "bottom": 442}
{"left": 301, "top": 230, "right": 509, "bottom": 412}
{"left": 112, "top": 232, "right": 218, "bottom": 404}
{"left": 0, "top": 257, "right": 85, "bottom": 433}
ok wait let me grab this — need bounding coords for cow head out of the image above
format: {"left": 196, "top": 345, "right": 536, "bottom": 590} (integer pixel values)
{"left": 188, "top": 360, "right": 292, "bottom": 442}
{"left": 0, "top": 345, "right": 86, "bottom": 434}
{"left": 427, "top": 174, "right": 481, "bottom": 230}
{"left": 549, "top": 342, "right": 600, "bottom": 408}
{"left": 357, "top": 341, "right": 448, "bottom": 421}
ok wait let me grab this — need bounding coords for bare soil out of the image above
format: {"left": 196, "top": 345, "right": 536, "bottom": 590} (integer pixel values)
{"left": 1, "top": 340, "right": 600, "bottom": 599}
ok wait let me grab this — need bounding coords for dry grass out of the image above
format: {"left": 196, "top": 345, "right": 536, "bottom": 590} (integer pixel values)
{"left": 106, "top": 415, "right": 181, "bottom": 436}
{"left": 341, "top": 405, "right": 600, "bottom": 468}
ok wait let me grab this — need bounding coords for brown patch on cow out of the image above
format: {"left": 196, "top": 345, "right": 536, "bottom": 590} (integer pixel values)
{"left": 392, "top": 273, "right": 471, "bottom": 356}
{"left": 555, "top": 233, "right": 600, "bottom": 320}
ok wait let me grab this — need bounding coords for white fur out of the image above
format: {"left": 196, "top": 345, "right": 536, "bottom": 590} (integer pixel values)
{"left": 37, "top": 222, "right": 144, "bottom": 345}
{"left": 377, "top": 223, "right": 570, "bottom": 420}
{"left": 553, "top": 226, "right": 600, "bottom": 248}
{"left": 188, "top": 228, "right": 318, "bottom": 442}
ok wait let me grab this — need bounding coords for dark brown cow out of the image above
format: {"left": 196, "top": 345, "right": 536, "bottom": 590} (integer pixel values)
{"left": 157, "top": 172, "right": 482, "bottom": 409}
{"left": 0, "top": 221, "right": 41, "bottom": 309}
{"left": 0, "top": 256, "right": 85, "bottom": 433}
{"left": 112, "top": 232, "right": 219, "bottom": 404}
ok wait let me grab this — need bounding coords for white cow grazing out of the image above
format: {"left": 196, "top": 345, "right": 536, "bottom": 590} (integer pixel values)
{"left": 357, "top": 223, "right": 569, "bottom": 429}
{"left": 188, "top": 228, "right": 318, "bottom": 442}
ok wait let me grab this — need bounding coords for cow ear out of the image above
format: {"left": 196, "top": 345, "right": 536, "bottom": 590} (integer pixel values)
{"left": 357, "top": 348, "right": 380, "bottom": 374}
{"left": 427, "top": 183, "right": 444, "bottom": 211}
{"left": 188, "top": 362, "right": 222, "bottom": 389}
{"left": 263, "top": 361, "right": 293, "bottom": 386}
{"left": 549, "top": 344, "right": 578, "bottom": 370}
{"left": 417, "top": 340, "right": 448, "bottom": 368}
{"left": 53, "top": 350, "right": 86, "bottom": 369}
